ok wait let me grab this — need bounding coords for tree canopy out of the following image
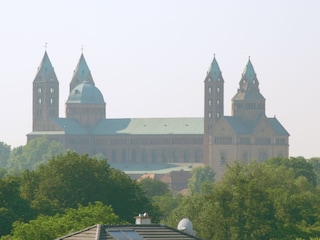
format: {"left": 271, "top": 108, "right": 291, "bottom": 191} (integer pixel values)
{"left": 6, "top": 137, "right": 64, "bottom": 172}
{"left": 138, "top": 177, "right": 170, "bottom": 198}
{"left": 0, "top": 142, "right": 10, "bottom": 169}
{"left": 166, "top": 158, "right": 320, "bottom": 240}
{"left": 19, "top": 151, "right": 159, "bottom": 223}
{"left": 6, "top": 202, "right": 122, "bottom": 240}
{"left": 187, "top": 165, "right": 215, "bottom": 195}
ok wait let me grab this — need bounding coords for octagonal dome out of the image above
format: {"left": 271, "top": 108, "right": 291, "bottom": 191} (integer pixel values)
{"left": 67, "top": 82, "right": 105, "bottom": 104}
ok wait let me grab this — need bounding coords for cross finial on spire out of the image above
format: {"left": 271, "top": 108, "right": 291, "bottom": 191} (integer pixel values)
{"left": 81, "top": 45, "right": 84, "bottom": 53}
{"left": 45, "top": 42, "right": 48, "bottom": 51}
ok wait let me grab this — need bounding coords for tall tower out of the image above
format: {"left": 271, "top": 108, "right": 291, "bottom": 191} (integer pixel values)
{"left": 204, "top": 55, "right": 224, "bottom": 135}
{"left": 32, "top": 51, "right": 59, "bottom": 131}
{"left": 69, "top": 53, "right": 95, "bottom": 92}
{"left": 232, "top": 58, "right": 265, "bottom": 121}
{"left": 66, "top": 54, "right": 106, "bottom": 127}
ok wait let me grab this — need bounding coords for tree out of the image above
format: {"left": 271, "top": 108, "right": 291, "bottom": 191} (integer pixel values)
{"left": 6, "top": 137, "right": 64, "bottom": 172}
{"left": 308, "top": 157, "right": 320, "bottom": 185}
{"left": 21, "top": 151, "right": 110, "bottom": 213}
{"left": 139, "top": 178, "right": 170, "bottom": 198}
{"left": 0, "top": 142, "right": 10, "bottom": 168}
{"left": 106, "top": 169, "right": 161, "bottom": 223}
{"left": 188, "top": 165, "right": 215, "bottom": 195}
{"left": 7, "top": 202, "right": 123, "bottom": 240}
{"left": 152, "top": 193, "right": 182, "bottom": 222}
{"left": 19, "top": 151, "right": 160, "bottom": 223}
{"left": 0, "top": 176, "right": 35, "bottom": 236}
{"left": 166, "top": 159, "right": 320, "bottom": 240}
{"left": 265, "top": 157, "right": 316, "bottom": 187}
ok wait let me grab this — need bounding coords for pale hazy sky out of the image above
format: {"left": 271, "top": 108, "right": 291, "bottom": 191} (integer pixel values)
{"left": 1, "top": 0, "right": 319, "bottom": 158}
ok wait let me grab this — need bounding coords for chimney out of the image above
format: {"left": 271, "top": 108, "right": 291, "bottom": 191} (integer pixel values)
{"left": 135, "top": 213, "right": 151, "bottom": 224}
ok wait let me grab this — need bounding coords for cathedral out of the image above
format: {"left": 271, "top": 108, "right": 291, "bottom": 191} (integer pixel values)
{"left": 27, "top": 51, "right": 289, "bottom": 178}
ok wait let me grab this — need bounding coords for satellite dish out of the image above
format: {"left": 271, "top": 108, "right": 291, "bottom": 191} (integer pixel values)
{"left": 177, "top": 218, "right": 193, "bottom": 235}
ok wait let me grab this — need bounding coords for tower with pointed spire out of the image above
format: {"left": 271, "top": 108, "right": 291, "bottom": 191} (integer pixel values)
{"left": 204, "top": 55, "right": 224, "bottom": 135}
{"left": 28, "top": 51, "right": 289, "bottom": 181}
{"left": 206, "top": 57, "right": 289, "bottom": 179}
{"left": 66, "top": 54, "right": 105, "bottom": 127}
{"left": 231, "top": 58, "right": 265, "bottom": 121}
{"left": 69, "top": 53, "right": 95, "bottom": 93}
{"left": 32, "top": 51, "right": 59, "bottom": 131}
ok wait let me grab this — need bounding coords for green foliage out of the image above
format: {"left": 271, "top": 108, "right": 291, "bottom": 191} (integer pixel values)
{"left": 0, "top": 176, "right": 35, "bottom": 236}
{"left": 187, "top": 165, "right": 215, "bottom": 195}
{"left": 166, "top": 158, "right": 320, "bottom": 240}
{"left": 6, "top": 137, "right": 64, "bottom": 172}
{"left": 0, "top": 168, "right": 7, "bottom": 178}
{"left": 309, "top": 157, "right": 320, "bottom": 186}
{"left": 18, "top": 151, "right": 159, "bottom": 223}
{"left": 139, "top": 178, "right": 170, "bottom": 198}
{"left": 7, "top": 202, "right": 123, "bottom": 240}
{"left": 152, "top": 192, "right": 182, "bottom": 222}
{"left": 266, "top": 157, "right": 317, "bottom": 187}
{"left": 165, "top": 192, "right": 210, "bottom": 230}
{"left": 33, "top": 151, "right": 110, "bottom": 210}
{"left": 0, "top": 142, "right": 10, "bottom": 168}
{"left": 106, "top": 169, "right": 161, "bottom": 223}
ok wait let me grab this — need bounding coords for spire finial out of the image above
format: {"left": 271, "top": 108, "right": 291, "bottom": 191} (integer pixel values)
{"left": 214, "top": 53, "right": 215, "bottom": 58}
{"left": 81, "top": 45, "right": 84, "bottom": 54}
{"left": 45, "top": 42, "right": 48, "bottom": 51}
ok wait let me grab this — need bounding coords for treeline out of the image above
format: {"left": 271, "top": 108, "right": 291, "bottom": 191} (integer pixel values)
{"left": 0, "top": 151, "right": 160, "bottom": 239}
{"left": 0, "top": 137, "right": 64, "bottom": 175}
{"left": 2, "top": 138, "right": 320, "bottom": 239}
{"left": 165, "top": 157, "right": 320, "bottom": 240}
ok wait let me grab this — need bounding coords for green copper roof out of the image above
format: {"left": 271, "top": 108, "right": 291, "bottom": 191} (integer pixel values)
{"left": 242, "top": 58, "right": 257, "bottom": 82}
{"left": 224, "top": 116, "right": 289, "bottom": 136}
{"left": 50, "top": 117, "right": 204, "bottom": 135}
{"left": 34, "top": 51, "right": 58, "bottom": 82}
{"left": 95, "top": 118, "right": 204, "bottom": 135}
{"left": 67, "top": 82, "right": 105, "bottom": 104}
{"left": 207, "top": 56, "right": 222, "bottom": 81}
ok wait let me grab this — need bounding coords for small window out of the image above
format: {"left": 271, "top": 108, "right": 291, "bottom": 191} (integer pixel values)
{"left": 208, "top": 87, "right": 212, "bottom": 93}
{"left": 217, "top": 100, "right": 220, "bottom": 105}
{"left": 50, "top": 87, "right": 54, "bottom": 93}
{"left": 208, "top": 77, "right": 211, "bottom": 82}
{"left": 217, "top": 87, "right": 220, "bottom": 93}
{"left": 50, "top": 98, "right": 54, "bottom": 104}
{"left": 38, "top": 88, "right": 41, "bottom": 93}
{"left": 208, "top": 112, "right": 212, "bottom": 118}
{"left": 208, "top": 99, "right": 212, "bottom": 106}
{"left": 217, "top": 112, "right": 220, "bottom": 118}
{"left": 38, "top": 98, "right": 42, "bottom": 104}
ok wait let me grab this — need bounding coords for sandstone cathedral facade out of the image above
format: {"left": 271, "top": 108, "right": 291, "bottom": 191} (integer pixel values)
{"left": 27, "top": 51, "right": 289, "bottom": 178}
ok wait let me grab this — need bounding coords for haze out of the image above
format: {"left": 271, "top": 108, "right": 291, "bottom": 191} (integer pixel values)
{"left": 1, "top": 0, "right": 319, "bottom": 158}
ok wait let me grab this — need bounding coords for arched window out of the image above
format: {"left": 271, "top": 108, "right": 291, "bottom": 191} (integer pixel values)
{"left": 152, "top": 149, "right": 157, "bottom": 162}
{"left": 195, "top": 149, "right": 202, "bottom": 162}
{"left": 131, "top": 149, "right": 137, "bottom": 162}
{"left": 141, "top": 149, "right": 147, "bottom": 162}
{"left": 111, "top": 149, "right": 117, "bottom": 162}
{"left": 184, "top": 149, "right": 190, "bottom": 162}
{"left": 121, "top": 149, "right": 127, "bottom": 162}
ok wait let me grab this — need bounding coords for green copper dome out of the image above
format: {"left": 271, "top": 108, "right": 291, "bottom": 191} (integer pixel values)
{"left": 67, "top": 83, "right": 105, "bottom": 104}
